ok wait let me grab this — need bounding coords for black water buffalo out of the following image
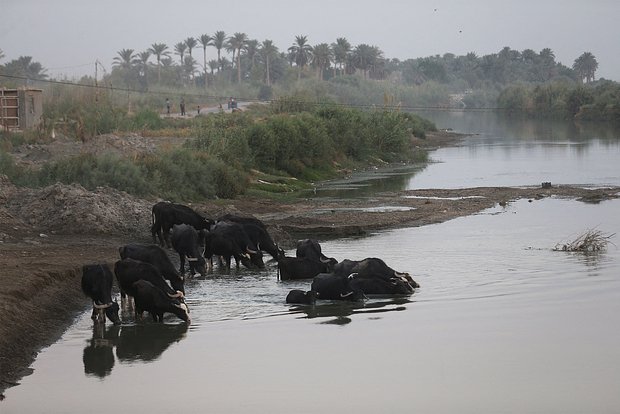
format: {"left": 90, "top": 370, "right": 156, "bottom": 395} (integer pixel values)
{"left": 81, "top": 264, "right": 121, "bottom": 325}
{"left": 218, "top": 214, "right": 284, "bottom": 260}
{"left": 310, "top": 273, "right": 364, "bottom": 302}
{"left": 132, "top": 280, "right": 190, "bottom": 323}
{"left": 296, "top": 239, "right": 336, "bottom": 263}
{"left": 151, "top": 201, "right": 214, "bottom": 248}
{"left": 277, "top": 256, "right": 335, "bottom": 280}
{"left": 171, "top": 224, "right": 207, "bottom": 277}
{"left": 286, "top": 289, "right": 317, "bottom": 305}
{"left": 206, "top": 221, "right": 264, "bottom": 269}
{"left": 333, "top": 258, "right": 418, "bottom": 295}
{"left": 114, "top": 258, "right": 184, "bottom": 302}
{"left": 119, "top": 243, "right": 185, "bottom": 294}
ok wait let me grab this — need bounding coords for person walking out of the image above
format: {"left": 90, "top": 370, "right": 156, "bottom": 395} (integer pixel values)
{"left": 180, "top": 98, "right": 186, "bottom": 116}
{"left": 165, "top": 98, "right": 171, "bottom": 115}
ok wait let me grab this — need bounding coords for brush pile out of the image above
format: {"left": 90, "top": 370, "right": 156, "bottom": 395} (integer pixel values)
{"left": 554, "top": 229, "right": 616, "bottom": 252}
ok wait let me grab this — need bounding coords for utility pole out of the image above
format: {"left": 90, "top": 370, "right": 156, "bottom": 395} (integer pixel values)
{"left": 94, "top": 60, "right": 99, "bottom": 104}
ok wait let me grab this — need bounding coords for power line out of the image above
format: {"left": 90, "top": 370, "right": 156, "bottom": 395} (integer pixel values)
{"left": 0, "top": 73, "right": 506, "bottom": 112}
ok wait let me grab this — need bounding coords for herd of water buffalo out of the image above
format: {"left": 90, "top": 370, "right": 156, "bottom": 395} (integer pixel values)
{"left": 81, "top": 201, "right": 420, "bottom": 325}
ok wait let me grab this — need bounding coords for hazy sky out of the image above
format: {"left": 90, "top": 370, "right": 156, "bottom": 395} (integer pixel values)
{"left": 2, "top": 0, "right": 619, "bottom": 81}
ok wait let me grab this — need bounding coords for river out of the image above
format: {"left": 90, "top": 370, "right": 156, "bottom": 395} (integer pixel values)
{"left": 3, "top": 112, "right": 619, "bottom": 413}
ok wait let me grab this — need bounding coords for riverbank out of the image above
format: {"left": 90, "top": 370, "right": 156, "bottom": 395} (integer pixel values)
{"left": 1, "top": 180, "right": 618, "bottom": 397}
{"left": 2, "top": 127, "right": 619, "bottom": 397}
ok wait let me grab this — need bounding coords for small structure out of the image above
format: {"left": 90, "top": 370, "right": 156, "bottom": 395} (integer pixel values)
{"left": 0, "top": 88, "right": 43, "bottom": 131}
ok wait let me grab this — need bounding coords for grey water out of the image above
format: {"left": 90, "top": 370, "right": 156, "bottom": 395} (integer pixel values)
{"left": 3, "top": 112, "right": 620, "bottom": 413}
{"left": 317, "top": 111, "right": 620, "bottom": 197}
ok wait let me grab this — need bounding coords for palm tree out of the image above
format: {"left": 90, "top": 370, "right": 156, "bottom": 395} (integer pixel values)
{"left": 538, "top": 47, "right": 556, "bottom": 80}
{"left": 149, "top": 43, "right": 169, "bottom": 83}
{"left": 199, "top": 34, "right": 213, "bottom": 86}
{"left": 332, "top": 37, "right": 351, "bottom": 76}
{"left": 182, "top": 56, "right": 197, "bottom": 84}
{"left": 260, "top": 39, "right": 278, "bottom": 86}
{"left": 174, "top": 42, "right": 187, "bottom": 65}
{"left": 573, "top": 52, "right": 599, "bottom": 83}
{"left": 0, "top": 49, "right": 4, "bottom": 62}
{"left": 229, "top": 32, "right": 248, "bottom": 83}
{"left": 113, "top": 49, "right": 137, "bottom": 70}
{"left": 184, "top": 37, "right": 197, "bottom": 58}
{"left": 352, "top": 44, "right": 374, "bottom": 79}
{"left": 245, "top": 39, "right": 259, "bottom": 70}
{"left": 113, "top": 49, "right": 137, "bottom": 87}
{"left": 288, "top": 35, "right": 313, "bottom": 80}
{"left": 208, "top": 59, "right": 219, "bottom": 75}
{"left": 311, "top": 43, "right": 332, "bottom": 80}
{"left": 137, "top": 50, "right": 151, "bottom": 86}
{"left": 2, "top": 56, "right": 48, "bottom": 81}
{"left": 212, "top": 30, "right": 227, "bottom": 70}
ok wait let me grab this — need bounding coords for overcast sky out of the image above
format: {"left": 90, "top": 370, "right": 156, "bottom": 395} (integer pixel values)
{"left": 2, "top": 0, "right": 619, "bottom": 81}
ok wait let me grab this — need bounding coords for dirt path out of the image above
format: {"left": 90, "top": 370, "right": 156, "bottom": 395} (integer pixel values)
{"left": 1, "top": 130, "right": 619, "bottom": 397}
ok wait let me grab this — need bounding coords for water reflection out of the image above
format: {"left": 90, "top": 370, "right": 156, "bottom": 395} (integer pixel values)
{"left": 116, "top": 323, "right": 188, "bottom": 363}
{"left": 82, "top": 324, "right": 120, "bottom": 378}
{"left": 82, "top": 323, "right": 188, "bottom": 377}
{"left": 312, "top": 164, "right": 424, "bottom": 198}
{"left": 306, "top": 111, "right": 620, "bottom": 197}
{"left": 289, "top": 297, "right": 411, "bottom": 325}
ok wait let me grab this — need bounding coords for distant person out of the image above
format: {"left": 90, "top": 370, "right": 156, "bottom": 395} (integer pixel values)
{"left": 180, "top": 98, "right": 186, "bottom": 116}
{"left": 197, "top": 105, "right": 201, "bottom": 115}
{"left": 165, "top": 98, "right": 171, "bottom": 115}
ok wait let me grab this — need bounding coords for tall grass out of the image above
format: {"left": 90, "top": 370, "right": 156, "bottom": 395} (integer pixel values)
{"left": 2, "top": 95, "right": 437, "bottom": 201}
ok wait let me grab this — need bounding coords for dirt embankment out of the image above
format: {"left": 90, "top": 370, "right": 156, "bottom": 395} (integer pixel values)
{"left": 1, "top": 130, "right": 618, "bottom": 397}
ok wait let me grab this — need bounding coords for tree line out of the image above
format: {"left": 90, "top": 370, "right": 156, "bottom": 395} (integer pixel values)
{"left": 0, "top": 38, "right": 603, "bottom": 92}
{"left": 1, "top": 40, "right": 616, "bottom": 122}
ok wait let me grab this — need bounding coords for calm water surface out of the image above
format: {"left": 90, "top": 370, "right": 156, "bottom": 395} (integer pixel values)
{"left": 3, "top": 113, "right": 620, "bottom": 413}
{"left": 411, "top": 111, "right": 620, "bottom": 188}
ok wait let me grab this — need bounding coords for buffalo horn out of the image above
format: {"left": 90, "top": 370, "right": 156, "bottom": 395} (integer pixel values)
{"left": 246, "top": 247, "right": 258, "bottom": 254}
{"left": 93, "top": 301, "right": 112, "bottom": 309}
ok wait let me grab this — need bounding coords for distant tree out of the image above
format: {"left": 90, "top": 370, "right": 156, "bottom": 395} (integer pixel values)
{"left": 137, "top": 50, "right": 151, "bottom": 87}
{"left": 244, "top": 39, "right": 259, "bottom": 70}
{"left": 149, "top": 43, "right": 169, "bottom": 83}
{"left": 113, "top": 49, "right": 137, "bottom": 70}
{"left": 212, "top": 31, "right": 227, "bottom": 70}
{"left": 229, "top": 32, "right": 248, "bottom": 83}
{"left": 352, "top": 44, "right": 382, "bottom": 79}
{"left": 199, "top": 34, "right": 213, "bottom": 86}
{"left": 538, "top": 48, "right": 557, "bottom": 81}
{"left": 174, "top": 42, "right": 187, "bottom": 65}
{"left": 311, "top": 43, "right": 332, "bottom": 80}
{"left": 184, "top": 37, "right": 197, "bottom": 58}
{"left": 182, "top": 56, "right": 197, "bottom": 84}
{"left": 332, "top": 37, "right": 351, "bottom": 76}
{"left": 573, "top": 52, "right": 599, "bottom": 83}
{"left": 2, "top": 56, "right": 47, "bottom": 82}
{"left": 112, "top": 49, "right": 137, "bottom": 87}
{"left": 288, "top": 35, "right": 313, "bottom": 80}
{"left": 260, "top": 39, "right": 279, "bottom": 86}
{"left": 521, "top": 48, "right": 537, "bottom": 63}
{"left": 207, "top": 59, "right": 219, "bottom": 75}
